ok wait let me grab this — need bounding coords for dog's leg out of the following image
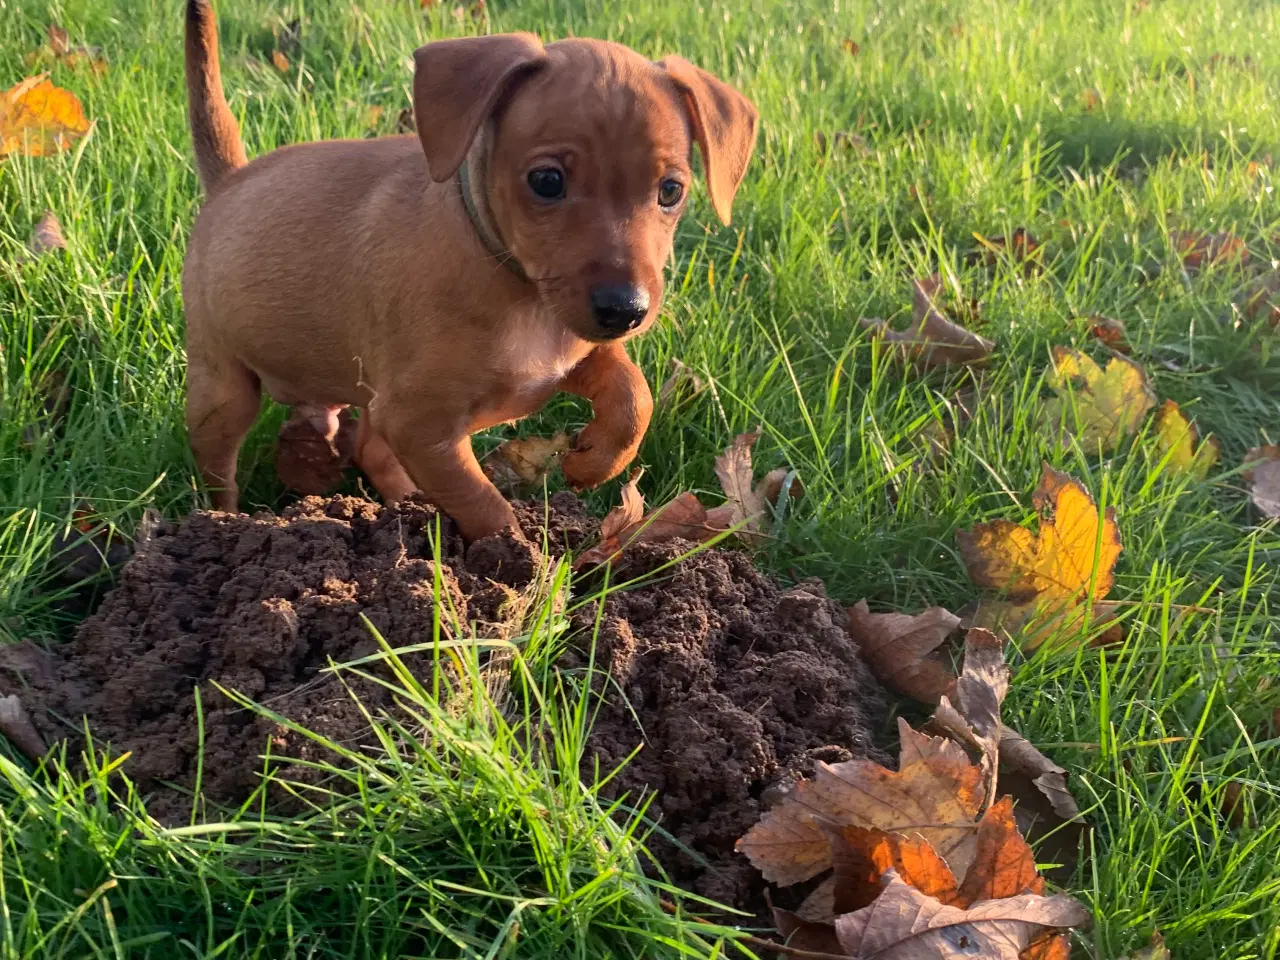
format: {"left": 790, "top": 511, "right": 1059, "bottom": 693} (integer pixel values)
{"left": 354, "top": 411, "right": 417, "bottom": 503}
{"left": 381, "top": 417, "right": 519, "bottom": 541}
{"left": 187, "top": 354, "right": 261, "bottom": 512}
{"left": 559, "top": 342, "right": 653, "bottom": 489}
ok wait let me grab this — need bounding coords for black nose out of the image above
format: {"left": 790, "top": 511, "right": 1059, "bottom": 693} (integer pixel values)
{"left": 590, "top": 284, "right": 650, "bottom": 334}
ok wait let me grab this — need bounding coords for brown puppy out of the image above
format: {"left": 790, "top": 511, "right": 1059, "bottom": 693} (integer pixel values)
{"left": 181, "top": 1, "right": 757, "bottom": 541}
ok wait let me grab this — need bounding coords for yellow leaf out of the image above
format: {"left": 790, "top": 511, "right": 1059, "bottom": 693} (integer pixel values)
{"left": 957, "top": 463, "right": 1122, "bottom": 650}
{"left": 495, "top": 432, "right": 571, "bottom": 484}
{"left": 1044, "top": 347, "right": 1154, "bottom": 452}
{"left": 1153, "top": 399, "right": 1218, "bottom": 480}
{"left": 0, "top": 76, "right": 91, "bottom": 157}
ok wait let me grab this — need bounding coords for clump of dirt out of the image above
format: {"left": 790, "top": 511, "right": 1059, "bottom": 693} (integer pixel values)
{"left": 0, "top": 493, "right": 590, "bottom": 820}
{"left": 0, "top": 492, "right": 887, "bottom": 913}
{"left": 566, "top": 543, "right": 889, "bottom": 909}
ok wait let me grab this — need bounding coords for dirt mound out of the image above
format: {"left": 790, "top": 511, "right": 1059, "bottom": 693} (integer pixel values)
{"left": 567, "top": 543, "right": 888, "bottom": 908}
{"left": 0, "top": 493, "right": 886, "bottom": 910}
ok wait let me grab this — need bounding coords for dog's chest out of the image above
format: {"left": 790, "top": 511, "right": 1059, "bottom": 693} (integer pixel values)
{"left": 467, "top": 327, "right": 587, "bottom": 431}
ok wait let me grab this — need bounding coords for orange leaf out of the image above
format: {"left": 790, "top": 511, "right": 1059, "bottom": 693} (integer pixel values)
{"left": 271, "top": 50, "right": 290, "bottom": 72}
{"left": 574, "top": 486, "right": 714, "bottom": 570}
{"left": 0, "top": 76, "right": 91, "bottom": 157}
{"left": 1022, "top": 933, "right": 1073, "bottom": 960}
{"left": 1172, "top": 229, "right": 1248, "bottom": 273}
{"left": 830, "top": 826, "right": 963, "bottom": 911}
{"left": 736, "top": 719, "right": 985, "bottom": 886}
{"left": 956, "top": 797, "right": 1043, "bottom": 905}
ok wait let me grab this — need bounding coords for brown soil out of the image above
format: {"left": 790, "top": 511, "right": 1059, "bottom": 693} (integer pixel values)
{"left": 0, "top": 493, "right": 886, "bottom": 912}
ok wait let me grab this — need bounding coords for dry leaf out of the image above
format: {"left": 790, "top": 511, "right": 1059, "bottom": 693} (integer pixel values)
{"left": 28, "top": 210, "right": 66, "bottom": 256}
{"left": 1118, "top": 931, "right": 1170, "bottom": 960}
{"left": 833, "top": 871, "right": 1089, "bottom": 959}
{"left": 703, "top": 431, "right": 801, "bottom": 545}
{"left": 271, "top": 50, "right": 291, "bottom": 72}
{"left": 276, "top": 18, "right": 302, "bottom": 59}
{"left": 1172, "top": 229, "right": 1248, "bottom": 274}
{"left": 656, "top": 358, "right": 706, "bottom": 405}
{"left": 736, "top": 718, "right": 985, "bottom": 885}
{"left": 23, "top": 24, "right": 108, "bottom": 76}
{"left": 1085, "top": 315, "right": 1130, "bottom": 354}
{"left": 1243, "top": 445, "right": 1280, "bottom": 518}
{"left": 1081, "top": 88, "right": 1101, "bottom": 110}
{"left": 846, "top": 600, "right": 961, "bottom": 704}
{"left": 998, "top": 727, "right": 1081, "bottom": 822}
{"left": 0, "top": 76, "right": 91, "bottom": 157}
{"left": 966, "top": 229, "right": 1042, "bottom": 277}
{"left": 497, "top": 433, "right": 571, "bottom": 485}
{"left": 861, "top": 274, "right": 995, "bottom": 370}
{"left": 829, "top": 826, "right": 963, "bottom": 912}
{"left": 0, "top": 695, "right": 46, "bottom": 762}
{"left": 843, "top": 38, "right": 860, "bottom": 55}
{"left": 958, "top": 463, "right": 1122, "bottom": 651}
{"left": 574, "top": 488, "right": 714, "bottom": 570}
{"left": 1152, "top": 400, "right": 1218, "bottom": 479}
{"left": 599, "top": 468, "right": 645, "bottom": 542}
{"left": 1235, "top": 268, "right": 1280, "bottom": 327}
{"left": 1043, "top": 347, "right": 1154, "bottom": 452}
{"left": 955, "top": 797, "right": 1042, "bottom": 905}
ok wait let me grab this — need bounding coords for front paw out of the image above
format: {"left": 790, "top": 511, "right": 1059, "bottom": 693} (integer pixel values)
{"left": 561, "top": 428, "right": 635, "bottom": 490}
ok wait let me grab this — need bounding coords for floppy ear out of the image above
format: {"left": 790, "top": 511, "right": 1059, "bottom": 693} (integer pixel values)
{"left": 412, "top": 32, "right": 548, "bottom": 183}
{"left": 659, "top": 57, "right": 759, "bottom": 225}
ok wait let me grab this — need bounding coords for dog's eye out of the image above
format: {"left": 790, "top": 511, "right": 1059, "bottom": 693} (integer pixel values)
{"left": 527, "top": 167, "right": 565, "bottom": 200}
{"left": 657, "top": 179, "right": 684, "bottom": 208}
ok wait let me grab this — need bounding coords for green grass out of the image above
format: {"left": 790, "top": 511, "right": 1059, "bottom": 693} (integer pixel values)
{"left": 2, "top": 0, "right": 1279, "bottom": 956}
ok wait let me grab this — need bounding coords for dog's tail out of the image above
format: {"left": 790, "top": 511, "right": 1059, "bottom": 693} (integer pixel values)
{"left": 185, "top": 0, "right": 247, "bottom": 192}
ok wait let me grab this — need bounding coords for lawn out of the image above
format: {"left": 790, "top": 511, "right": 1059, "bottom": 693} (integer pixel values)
{"left": 2, "top": 0, "right": 1280, "bottom": 956}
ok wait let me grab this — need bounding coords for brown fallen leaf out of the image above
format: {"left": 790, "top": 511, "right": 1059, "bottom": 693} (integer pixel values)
{"left": 861, "top": 274, "right": 995, "bottom": 370}
{"left": 275, "top": 407, "right": 358, "bottom": 495}
{"left": 955, "top": 796, "right": 1042, "bottom": 905}
{"left": 958, "top": 464, "right": 1122, "bottom": 652}
{"left": 0, "top": 76, "right": 92, "bottom": 157}
{"left": 1235, "top": 268, "right": 1280, "bottom": 327}
{"left": 28, "top": 209, "right": 66, "bottom": 256}
{"left": 832, "top": 870, "right": 1089, "bottom": 959}
{"left": 1172, "top": 229, "right": 1248, "bottom": 274}
{"left": 574, "top": 479, "right": 716, "bottom": 570}
{"left": 842, "top": 38, "right": 860, "bottom": 55}
{"left": 846, "top": 600, "right": 961, "bottom": 704}
{"left": 1243, "top": 445, "right": 1280, "bottom": 518}
{"left": 0, "top": 695, "right": 46, "bottom": 762}
{"left": 1118, "top": 930, "right": 1170, "bottom": 960}
{"left": 966, "top": 228, "right": 1043, "bottom": 277}
{"left": 736, "top": 718, "right": 985, "bottom": 885}
{"left": 23, "top": 24, "right": 108, "bottom": 76}
{"left": 656, "top": 358, "right": 706, "bottom": 405}
{"left": 271, "top": 50, "right": 291, "bottom": 72}
{"left": 703, "top": 431, "right": 802, "bottom": 545}
{"left": 1043, "top": 347, "right": 1155, "bottom": 453}
{"left": 275, "top": 18, "right": 302, "bottom": 59}
{"left": 495, "top": 433, "right": 571, "bottom": 486}
{"left": 1085, "top": 315, "right": 1130, "bottom": 354}
{"left": 1152, "top": 399, "right": 1218, "bottom": 480}
{"left": 997, "top": 727, "right": 1081, "bottom": 822}
{"left": 828, "top": 825, "right": 963, "bottom": 913}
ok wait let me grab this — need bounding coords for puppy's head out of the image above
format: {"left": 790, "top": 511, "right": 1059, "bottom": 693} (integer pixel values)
{"left": 412, "top": 33, "right": 758, "bottom": 343}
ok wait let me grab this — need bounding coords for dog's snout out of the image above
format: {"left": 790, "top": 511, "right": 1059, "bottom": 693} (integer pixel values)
{"left": 590, "top": 284, "right": 650, "bottom": 334}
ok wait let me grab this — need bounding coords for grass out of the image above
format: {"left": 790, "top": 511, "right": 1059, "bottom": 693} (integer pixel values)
{"left": 1, "top": 0, "right": 1279, "bottom": 956}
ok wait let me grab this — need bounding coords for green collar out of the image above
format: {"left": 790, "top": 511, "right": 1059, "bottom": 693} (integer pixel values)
{"left": 457, "top": 139, "right": 530, "bottom": 283}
